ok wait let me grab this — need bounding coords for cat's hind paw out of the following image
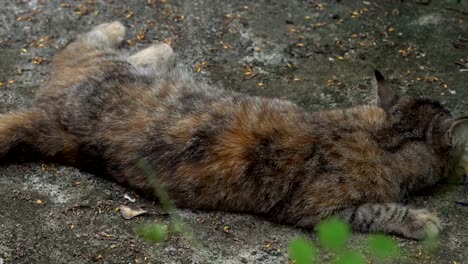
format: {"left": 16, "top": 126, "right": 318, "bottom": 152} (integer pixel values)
{"left": 127, "top": 43, "right": 175, "bottom": 67}
{"left": 88, "top": 21, "right": 126, "bottom": 48}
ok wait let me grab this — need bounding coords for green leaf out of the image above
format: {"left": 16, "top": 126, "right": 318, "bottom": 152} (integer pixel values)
{"left": 137, "top": 223, "right": 168, "bottom": 243}
{"left": 334, "top": 250, "right": 366, "bottom": 264}
{"left": 288, "top": 237, "right": 316, "bottom": 264}
{"left": 423, "top": 230, "right": 440, "bottom": 251}
{"left": 366, "top": 234, "right": 399, "bottom": 259}
{"left": 316, "top": 217, "right": 351, "bottom": 250}
{"left": 169, "top": 219, "right": 185, "bottom": 235}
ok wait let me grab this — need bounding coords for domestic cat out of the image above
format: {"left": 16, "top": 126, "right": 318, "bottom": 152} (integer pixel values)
{"left": 2, "top": 21, "right": 467, "bottom": 240}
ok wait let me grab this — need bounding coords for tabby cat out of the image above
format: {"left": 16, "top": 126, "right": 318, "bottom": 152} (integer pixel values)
{"left": 2, "top": 21, "right": 467, "bottom": 240}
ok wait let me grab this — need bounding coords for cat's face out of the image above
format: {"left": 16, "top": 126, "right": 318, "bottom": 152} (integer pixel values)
{"left": 373, "top": 70, "right": 468, "bottom": 157}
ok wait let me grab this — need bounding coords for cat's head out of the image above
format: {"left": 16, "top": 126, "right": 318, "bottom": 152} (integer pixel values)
{"left": 372, "top": 70, "right": 468, "bottom": 158}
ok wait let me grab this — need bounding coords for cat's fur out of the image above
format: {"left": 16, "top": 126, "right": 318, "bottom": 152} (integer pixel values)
{"left": 2, "top": 22, "right": 467, "bottom": 240}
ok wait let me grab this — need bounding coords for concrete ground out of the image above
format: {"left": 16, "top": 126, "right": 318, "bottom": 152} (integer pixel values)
{"left": 0, "top": 0, "right": 467, "bottom": 263}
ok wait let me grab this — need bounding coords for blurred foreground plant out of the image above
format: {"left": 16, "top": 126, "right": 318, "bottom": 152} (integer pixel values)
{"left": 136, "top": 159, "right": 208, "bottom": 259}
{"left": 288, "top": 216, "right": 441, "bottom": 264}
{"left": 288, "top": 217, "right": 400, "bottom": 264}
{"left": 136, "top": 159, "right": 438, "bottom": 264}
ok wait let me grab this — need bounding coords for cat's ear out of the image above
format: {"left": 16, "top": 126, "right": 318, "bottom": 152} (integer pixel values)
{"left": 372, "top": 70, "right": 398, "bottom": 111}
{"left": 445, "top": 117, "right": 468, "bottom": 147}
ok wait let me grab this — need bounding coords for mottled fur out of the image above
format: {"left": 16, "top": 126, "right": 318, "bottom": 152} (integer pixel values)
{"left": 2, "top": 22, "right": 467, "bottom": 239}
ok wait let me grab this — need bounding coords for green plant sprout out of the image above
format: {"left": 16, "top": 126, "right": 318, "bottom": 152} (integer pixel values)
{"left": 289, "top": 217, "right": 403, "bottom": 264}
{"left": 136, "top": 159, "right": 209, "bottom": 260}
{"left": 316, "top": 217, "right": 351, "bottom": 251}
{"left": 288, "top": 238, "right": 317, "bottom": 264}
{"left": 366, "top": 234, "right": 399, "bottom": 259}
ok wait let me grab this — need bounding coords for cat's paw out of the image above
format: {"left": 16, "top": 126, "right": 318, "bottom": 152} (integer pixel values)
{"left": 127, "top": 43, "right": 175, "bottom": 66}
{"left": 89, "top": 21, "right": 126, "bottom": 48}
{"left": 401, "top": 209, "right": 441, "bottom": 240}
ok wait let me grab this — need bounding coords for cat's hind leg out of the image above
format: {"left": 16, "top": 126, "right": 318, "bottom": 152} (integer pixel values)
{"left": 45, "top": 22, "right": 127, "bottom": 95}
{"left": 127, "top": 43, "right": 175, "bottom": 67}
{"left": 339, "top": 203, "right": 441, "bottom": 240}
{"left": 89, "top": 21, "right": 126, "bottom": 49}
{"left": 53, "top": 21, "right": 126, "bottom": 65}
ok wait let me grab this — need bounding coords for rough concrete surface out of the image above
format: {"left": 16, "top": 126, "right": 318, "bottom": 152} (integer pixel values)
{"left": 0, "top": 0, "right": 467, "bottom": 263}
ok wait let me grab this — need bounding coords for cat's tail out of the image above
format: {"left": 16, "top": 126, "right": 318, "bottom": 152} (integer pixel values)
{"left": 0, "top": 109, "right": 82, "bottom": 163}
{"left": 0, "top": 111, "right": 42, "bottom": 156}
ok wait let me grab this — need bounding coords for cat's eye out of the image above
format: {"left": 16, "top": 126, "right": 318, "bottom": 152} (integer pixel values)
{"left": 391, "top": 109, "right": 401, "bottom": 119}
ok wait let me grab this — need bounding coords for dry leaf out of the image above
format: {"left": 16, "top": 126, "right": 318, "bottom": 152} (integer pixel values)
{"left": 123, "top": 193, "right": 136, "bottom": 202}
{"left": 119, "top": 205, "right": 147, "bottom": 220}
{"left": 97, "top": 231, "right": 113, "bottom": 238}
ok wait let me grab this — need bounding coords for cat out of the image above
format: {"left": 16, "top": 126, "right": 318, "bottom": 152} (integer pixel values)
{"left": 1, "top": 21, "right": 467, "bottom": 240}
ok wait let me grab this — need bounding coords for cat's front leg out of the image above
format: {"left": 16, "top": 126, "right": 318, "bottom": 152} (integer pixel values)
{"left": 338, "top": 203, "right": 441, "bottom": 240}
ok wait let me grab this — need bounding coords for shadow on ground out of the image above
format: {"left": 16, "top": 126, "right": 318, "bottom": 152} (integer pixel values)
{"left": 0, "top": 0, "right": 467, "bottom": 263}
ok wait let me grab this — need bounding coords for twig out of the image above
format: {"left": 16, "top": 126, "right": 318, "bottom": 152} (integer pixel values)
{"left": 444, "top": 7, "right": 468, "bottom": 15}
{"left": 455, "top": 62, "right": 467, "bottom": 68}
{"left": 455, "top": 201, "right": 468, "bottom": 207}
